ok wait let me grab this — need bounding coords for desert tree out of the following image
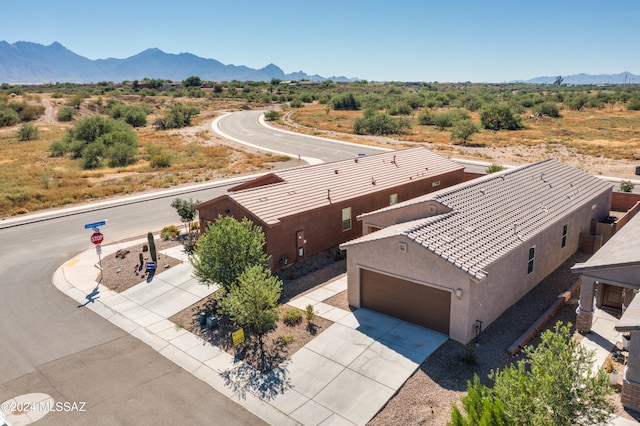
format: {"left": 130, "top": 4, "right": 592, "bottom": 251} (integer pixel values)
{"left": 189, "top": 215, "right": 268, "bottom": 290}
{"left": 217, "top": 264, "right": 282, "bottom": 370}
{"left": 479, "top": 103, "right": 523, "bottom": 130}
{"left": 170, "top": 197, "right": 200, "bottom": 235}
{"left": 450, "top": 119, "right": 478, "bottom": 145}
{"left": 17, "top": 123, "right": 39, "bottom": 141}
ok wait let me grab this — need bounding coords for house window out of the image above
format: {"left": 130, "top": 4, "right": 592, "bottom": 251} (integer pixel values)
{"left": 342, "top": 207, "right": 352, "bottom": 231}
{"left": 527, "top": 246, "right": 535, "bottom": 275}
{"left": 561, "top": 224, "right": 568, "bottom": 248}
{"left": 390, "top": 193, "right": 398, "bottom": 205}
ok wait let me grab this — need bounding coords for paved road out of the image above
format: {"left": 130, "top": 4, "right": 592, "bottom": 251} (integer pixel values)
{"left": 0, "top": 110, "right": 390, "bottom": 425}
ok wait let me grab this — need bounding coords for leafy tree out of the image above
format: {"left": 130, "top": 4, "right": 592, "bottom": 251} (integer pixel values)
{"left": 190, "top": 216, "right": 268, "bottom": 290}
{"left": 450, "top": 119, "right": 478, "bottom": 144}
{"left": 480, "top": 104, "right": 523, "bottom": 130}
{"left": 217, "top": 264, "right": 282, "bottom": 370}
{"left": 553, "top": 75, "right": 563, "bottom": 86}
{"left": 566, "top": 94, "right": 589, "bottom": 111}
{"left": 171, "top": 198, "right": 201, "bottom": 235}
{"left": 491, "top": 322, "right": 613, "bottom": 425}
{"left": 17, "top": 123, "right": 39, "bottom": 141}
{"left": 448, "top": 375, "right": 508, "bottom": 426}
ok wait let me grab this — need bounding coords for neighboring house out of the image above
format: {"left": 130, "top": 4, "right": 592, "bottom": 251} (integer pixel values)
{"left": 196, "top": 147, "right": 465, "bottom": 271}
{"left": 572, "top": 212, "right": 640, "bottom": 410}
{"left": 340, "top": 159, "right": 612, "bottom": 344}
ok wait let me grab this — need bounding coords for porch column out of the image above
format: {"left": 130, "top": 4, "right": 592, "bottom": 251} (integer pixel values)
{"left": 576, "top": 275, "right": 596, "bottom": 333}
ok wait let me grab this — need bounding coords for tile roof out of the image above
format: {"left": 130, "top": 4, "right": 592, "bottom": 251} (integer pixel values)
{"left": 342, "top": 159, "right": 612, "bottom": 281}
{"left": 216, "top": 147, "right": 464, "bottom": 225}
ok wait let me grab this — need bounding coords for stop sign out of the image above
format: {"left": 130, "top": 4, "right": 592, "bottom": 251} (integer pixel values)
{"left": 91, "top": 232, "right": 104, "bottom": 245}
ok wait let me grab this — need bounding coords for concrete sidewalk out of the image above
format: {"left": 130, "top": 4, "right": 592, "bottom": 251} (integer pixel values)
{"left": 49, "top": 239, "right": 448, "bottom": 426}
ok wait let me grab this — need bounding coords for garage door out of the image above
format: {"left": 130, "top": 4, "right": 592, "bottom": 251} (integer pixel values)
{"left": 360, "top": 269, "right": 450, "bottom": 334}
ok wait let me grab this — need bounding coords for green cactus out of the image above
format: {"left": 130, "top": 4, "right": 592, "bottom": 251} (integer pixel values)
{"left": 147, "top": 232, "right": 157, "bottom": 262}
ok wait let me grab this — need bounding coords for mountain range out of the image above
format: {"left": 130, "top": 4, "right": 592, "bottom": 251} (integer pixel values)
{"left": 0, "top": 41, "right": 638, "bottom": 85}
{"left": 0, "top": 41, "right": 352, "bottom": 84}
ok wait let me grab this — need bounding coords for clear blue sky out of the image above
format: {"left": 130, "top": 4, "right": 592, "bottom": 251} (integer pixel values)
{"left": 2, "top": 0, "right": 638, "bottom": 82}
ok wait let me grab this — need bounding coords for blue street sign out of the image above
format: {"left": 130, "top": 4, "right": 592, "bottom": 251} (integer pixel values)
{"left": 84, "top": 221, "right": 106, "bottom": 229}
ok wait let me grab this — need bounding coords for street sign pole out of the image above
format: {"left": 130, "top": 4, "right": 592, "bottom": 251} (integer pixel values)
{"left": 84, "top": 220, "right": 107, "bottom": 282}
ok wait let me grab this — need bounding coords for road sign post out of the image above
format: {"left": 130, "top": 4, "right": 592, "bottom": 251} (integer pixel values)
{"left": 85, "top": 221, "right": 107, "bottom": 281}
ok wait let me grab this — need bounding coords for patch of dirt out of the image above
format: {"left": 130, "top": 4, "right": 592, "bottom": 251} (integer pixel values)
{"left": 98, "top": 237, "right": 183, "bottom": 292}
{"left": 324, "top": 290, "right": 351, "bottom": 311}
{"left": 169, "top": 296, "right": 332, "bottom": 373}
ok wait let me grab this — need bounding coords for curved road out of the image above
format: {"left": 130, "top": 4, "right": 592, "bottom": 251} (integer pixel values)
{"left": 0, "top": 110, "right": 387, "bottom": 425}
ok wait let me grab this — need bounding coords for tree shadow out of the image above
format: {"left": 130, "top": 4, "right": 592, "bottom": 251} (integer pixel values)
{"left": 219, "top": 360, "right": 291, "bottom": 401}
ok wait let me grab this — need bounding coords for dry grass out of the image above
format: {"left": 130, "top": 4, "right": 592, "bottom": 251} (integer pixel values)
{"left": 0, "top": 94, "right": 288, "bottom": 217}
{"left": 287, "top": 103, "right": 640, "bottom": 172}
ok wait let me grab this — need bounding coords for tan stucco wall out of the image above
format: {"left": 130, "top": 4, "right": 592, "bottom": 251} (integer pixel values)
{"left": 346, "top": 235, "right": 472, "bottom": 343}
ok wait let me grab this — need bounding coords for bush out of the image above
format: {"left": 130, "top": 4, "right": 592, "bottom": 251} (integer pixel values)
{"left": 486, "top": 163, "right": 506, "bottom": 174}
{"left": 0, "top": 108, "right": 19, "bottom": 127}
{"left": 57, "top": 106, "right": 78, "bottom": 122}
{"left": 264, "top": 110, "right": 280, "bottom": 121}
{"left": 304, "top": 304, "right": 316, "bottom": 323}
{"left": 330, "top": 92, "right": 361, "bottom": 111}
{"left": 480, "top": 103, "right": 523, "bottom": 130}
{"left": 532, "top": 101, "right": 560, "bottom": 118}
{"left": 620, "top": 180, "right": 635, "bottom": 192}
{"left": 160, "top": 225, "right": 180, "bottom": 240}
{"left": 353, "top": 109, "right": 411, "bottom": 135}
{"left": 150, "top": 152, "right": 173, "bottom": 168}
{"left": 17, "top": 123, "right": 39, "bottom": 141}
{"left": 282, "top": 307, "right": 303, "bottom": 326}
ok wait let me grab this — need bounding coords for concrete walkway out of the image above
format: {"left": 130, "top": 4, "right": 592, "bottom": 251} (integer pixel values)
{"left": 44, "top": 238, "right": 447, "bottom": 426}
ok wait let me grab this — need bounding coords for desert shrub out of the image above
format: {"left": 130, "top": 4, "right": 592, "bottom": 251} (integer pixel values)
{"left": 304, "top": 304, "right": 315, "bottom": 323}
{"left": 109, "top": 103, "right": 150, "bottom": 127}
{"left": 463, "top": 344, "right": 477, "bottom": 365}
{"left": 57, "top": 106, "right": 77, "bottom": 122}
{"left": 532, "top": 101, "right": 560, "bottom": 117}
{"left": 330, "top": 92, "right": 361, "bottom": 111}
{"left": 150, "top": 152, "right": 173, "bottom": 168}
{"left": 353, "top": 109, "right": 410, "bottom": 135}
{"left": 290, "top": 99, "right": 303, "bottom": 108}
{"left": 0, "top": 108, "right": 19, "bottom": 127}
{"left": 388, "top": 102, "right": 413, "bottom": 116}
{"left": 17, "top": 123, "right": 39, "bottom": 141}
{"left": 620, "top": 180, "right": 635, "bottom": 193}
{"left": 486, "top": 163, "right": 506, "bottom": 174}
{"left": 161, "top": 225, "right": 181, "bottom": 240}
{"left": 154, "top": 103, "right": 199, "bottom": 130}
{"left": 264, "top": 110, "right": 280, "bottom": 121}
{"left": 282, "top": 307, "right": 303, "bottom": 326}
{"left": 278, "top": 335, "right": 294, "bottom": 345}
{"left": 480, "top": 103, "right": 523, "bottom": 130}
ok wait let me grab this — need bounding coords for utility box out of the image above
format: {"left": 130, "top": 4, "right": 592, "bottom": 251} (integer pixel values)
{"left": 635, "top": 165, "right": 640, "bottom": 176}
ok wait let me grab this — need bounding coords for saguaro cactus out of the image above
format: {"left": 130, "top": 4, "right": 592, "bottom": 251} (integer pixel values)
{"left": 147, "top": 232, "right": 157, "bottom": 262}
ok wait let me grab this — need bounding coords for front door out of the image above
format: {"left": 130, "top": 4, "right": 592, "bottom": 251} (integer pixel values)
{"left": 296, "top": 230, "right": 305, "bottom": 260}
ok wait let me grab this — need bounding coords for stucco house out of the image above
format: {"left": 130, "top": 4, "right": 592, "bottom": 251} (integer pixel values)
{"left": 340, "top": 159, "right": 612, "bottom": 344}
{"left": 196, "top": 147, "right": 465, "bottom": 271}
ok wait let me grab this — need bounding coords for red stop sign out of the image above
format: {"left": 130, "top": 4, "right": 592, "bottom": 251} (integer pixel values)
{"left": 91, "top": 232, "right": 104, "bottom": 245}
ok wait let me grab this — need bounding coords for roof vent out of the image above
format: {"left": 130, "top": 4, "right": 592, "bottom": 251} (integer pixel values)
{"left": 371, "top": 177, "right": 376, "bottom": 185}
{"left": 391, "top": 155, "right": 397, "bottom": 165}
{"left": 334, "top": 169, "right": 339, "bottom": 174}
{"left": 500, "top": 175, "right": 506, "bottom": 181}
{"left": 354, "top": 157, "right": 359, "bottom": 163}
{"left": 327, "top": 189, "right": 331, "bottom": 200}
{"left": 541, "top": 173, "right": 547, "bottom": 183}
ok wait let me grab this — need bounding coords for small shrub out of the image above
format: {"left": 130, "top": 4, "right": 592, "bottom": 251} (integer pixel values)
{"left": 264, "top": 110, "right": 280, "bottom": 121}
{"left": 161, "top": 225, "right": 180, "bottom": 240}
{"left": 150, "top": 152, "right": 173, "bottom": 168}
{"left": 190, "top": 221, "right": 200, "bottom": 231}
{"left": 463, "top": 344, "right": 477, "bottom": 365}
{"left": 174, "top": 318, "right": 185, "bottom": 330}
{"left": 17, "top": 123, "right": 39, "bottom": 141}
{"left": 283, "top": 307, "right": 303, "bottom": 326}
{"left": 620, "top": 180, "right": 635, "bottom": 193}
{"left": 486, "top": 163, "right": 506, "bottom": 174}
{"left": 278, "top": 335, "right": 294, "bottom": 345}
{"left": 57, "top": 106, "right": 78, "bottom": 122}
{"left": 304, "top": 304, "right": 316, "bottom": 323}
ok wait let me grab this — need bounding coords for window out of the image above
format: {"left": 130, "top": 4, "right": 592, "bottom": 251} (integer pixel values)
{"left": 561, "top": 224, "right": 568, "bottom": 248}
{"left": 390, "top": 193, "right": 398, "bottom": 205}
{"left": 527, "top": 246, "right": 535, "bottom": 275}
{"left": 342, "top": 207, "right": 352, "bottom": 231}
